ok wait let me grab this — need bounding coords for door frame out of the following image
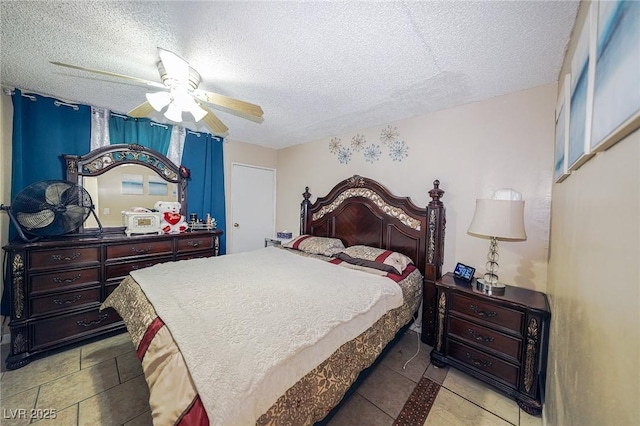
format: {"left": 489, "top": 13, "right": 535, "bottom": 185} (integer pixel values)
{"left": 229, "top": 162, "right": 277, "bottom": 254}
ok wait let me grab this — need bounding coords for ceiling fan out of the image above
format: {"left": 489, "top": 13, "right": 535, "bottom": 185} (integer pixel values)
{"left": 51, "top": 48, "right": 263, "bottom": 136}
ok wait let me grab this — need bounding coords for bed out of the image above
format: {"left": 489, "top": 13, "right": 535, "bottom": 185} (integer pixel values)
{"left": 102, "top": 175, "right": 446, "bottom": 425}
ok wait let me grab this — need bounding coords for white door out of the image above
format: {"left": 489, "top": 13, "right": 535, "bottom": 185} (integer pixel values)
{"left": 230, "top": 163, "right": 276, "bottom": 253}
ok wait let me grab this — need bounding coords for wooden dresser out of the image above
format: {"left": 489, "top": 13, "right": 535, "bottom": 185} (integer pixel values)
{"left": 3, "top": 230, "right": 222, "bottom": 370}
{"left": 430, "top": 272, "right": 550, "bottom": 415}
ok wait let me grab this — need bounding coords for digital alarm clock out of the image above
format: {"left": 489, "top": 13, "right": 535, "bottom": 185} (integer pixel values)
{"left": 453, "top": 262, "right": 476, "bottom": 283}
{"left": 122, "top": 211, "right": 163, "bottom": 236}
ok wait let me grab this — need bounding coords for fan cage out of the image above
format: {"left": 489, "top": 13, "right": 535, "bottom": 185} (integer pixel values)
{"left": 5, "top": 180, "right": 102, "bottom": 241}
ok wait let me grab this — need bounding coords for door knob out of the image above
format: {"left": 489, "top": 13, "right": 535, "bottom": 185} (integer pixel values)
{"left": 233, "top": 223, "right": 239, "bottom": 227}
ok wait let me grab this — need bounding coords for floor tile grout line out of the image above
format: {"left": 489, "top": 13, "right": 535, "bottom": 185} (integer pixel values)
{"left": 356, "top": 363, "right": 423, "bottom": 422}
{"left": 352, "top": 389, "right": 396, "bottom": 424}
{"left": 440, "top": 384, "right": 518, "bottom": 426}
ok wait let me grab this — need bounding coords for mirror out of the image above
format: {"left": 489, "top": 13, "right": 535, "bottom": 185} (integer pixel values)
{"left": 63, "top": 144, "right": 187, "bottom": 232}
{"left": 83, "top": 164, "right": 179, "bottom": 227}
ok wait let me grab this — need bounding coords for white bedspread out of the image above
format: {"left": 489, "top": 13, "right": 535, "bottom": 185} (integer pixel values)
{"left": 130, "top": 246, "right": 403, "bottom": 426}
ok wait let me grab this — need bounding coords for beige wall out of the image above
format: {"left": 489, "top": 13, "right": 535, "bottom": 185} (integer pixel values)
{"left": 545, "top": 1, "right": 640, "bottom": 425}
{"left": 277, "top": 84, "right": 556, "bottom": 292}
{"left": 224, "top": 138, "right": 278, "bottom": 251}
{"left": 1, "top": 94, "right": 13, "bottom": 335}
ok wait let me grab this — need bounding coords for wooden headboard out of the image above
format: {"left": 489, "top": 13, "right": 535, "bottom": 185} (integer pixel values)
{"left": 299, "top": 175, "right": 446, "bottom": 345}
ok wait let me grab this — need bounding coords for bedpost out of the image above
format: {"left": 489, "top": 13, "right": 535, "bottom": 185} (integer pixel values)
{"left": 422, "top": 179, "right": 446, "bottom": 345}
{"left": 300, "top": 186, "right": 312, "bottom": 235}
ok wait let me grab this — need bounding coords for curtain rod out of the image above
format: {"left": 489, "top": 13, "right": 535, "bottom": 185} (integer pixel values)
{"left": 53, "top": 100, "right": 79, "bottom": 110}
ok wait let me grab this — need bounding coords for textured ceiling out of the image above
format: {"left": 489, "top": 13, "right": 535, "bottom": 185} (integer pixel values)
{"left": 1, "top": 1, "right": 578, "bottom": 149}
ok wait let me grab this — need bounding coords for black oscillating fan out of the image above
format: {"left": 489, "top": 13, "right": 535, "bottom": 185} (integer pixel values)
{"left": 0, "top": 180, "right": 102, "bottom": 242}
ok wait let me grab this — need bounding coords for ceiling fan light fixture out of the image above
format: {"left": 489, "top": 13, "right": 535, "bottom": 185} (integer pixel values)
{"left": 146, "top": 91, "right": 171, "bottom": 112}
{"left": 164, "top": 102, "right": 184, "bottom": 122}
{"left": 188, "top": 101, "right": 208, "bottom": 122}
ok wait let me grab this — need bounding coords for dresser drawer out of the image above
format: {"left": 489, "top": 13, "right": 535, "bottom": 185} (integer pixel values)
{"left": 450, "top": 294, "right": 524, "bottom": 335}
{"left": 176, "top": 236, "right": 214, "bottom": 253}
{"left": 448, "top": 340, "right": 520, "bottom": 389}
{"left": 30, "top": 267, "right": 101, "bottom": 295}
{"left": 29, "top": 247, "right": 100, "bottom": 271}
{"left": 448, "top": 316, "right": 522, "bottom": 362}
{"left": 31, "top": 307, "right": 122, "bottom": 350}
{"left": 105, "top": 256, "right": 172, "bottom": 280}
{"left": 30, "top": 287, "right": 101, "bottom": 317}
{"left": 106, "top": 240, "right": 173, "bottom": 260}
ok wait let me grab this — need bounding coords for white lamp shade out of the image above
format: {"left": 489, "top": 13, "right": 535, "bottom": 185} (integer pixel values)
{"left": 186, "top": 98, "right": 207, "bottom": 122}
{"left": 163, "top": 102, "right": 183, "bottom": 122}
{"left": 145, "top": 91, "right": 171, "bottom": 112}
{"left": 468, "top": 199, "right": 526, "bottom": 240}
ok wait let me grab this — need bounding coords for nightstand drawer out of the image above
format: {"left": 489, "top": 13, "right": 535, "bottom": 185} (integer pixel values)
{"left": 450, "top": 293, "right": 524, "bottom": 335}
{"left": 448, "top": 316, "right": 522, "bottom": 362}
{"left": 449, "top": 340, "right": 519, "bottom": 388}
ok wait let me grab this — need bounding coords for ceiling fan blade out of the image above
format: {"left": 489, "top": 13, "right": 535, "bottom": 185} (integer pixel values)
{"left": 194, "top": 90, "right": 264, "bottom": 118}
{"left": 128, "top": 101, "right": 156, "bottom": 118}
{"left": 158, "top": 48, "right": 190, "bottom": 85}
{"left": 51, "top": 62, "right": 166, "bottom": 89}
{"left": 199, "top": 104, "right": 230, "bottom": 136}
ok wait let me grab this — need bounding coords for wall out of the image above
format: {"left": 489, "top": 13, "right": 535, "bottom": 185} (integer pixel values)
{"left": 1, "top": 94, "right": 13, "bottom": 337}
{"left": 277, "top": 84, "right": 556, "bottom": 292}
{"left": 545, "top": 1, "right": 640, "bottom": 424}
{"left": 224, "top": 138, "right": 278, "bottom": 252}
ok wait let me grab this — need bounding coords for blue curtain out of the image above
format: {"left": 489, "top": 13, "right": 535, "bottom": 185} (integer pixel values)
{"left": 109, "top": 115, "right": 172, "bottom": 155}
{"left": 4, "top": 90, "right": 91, "bottom": 315}
{"left": 182, "top": 132, "right": 227, "bottom": 255}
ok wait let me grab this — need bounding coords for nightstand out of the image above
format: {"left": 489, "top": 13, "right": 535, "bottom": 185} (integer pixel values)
{"left": 265, "top": 238, "right": 282, "bottom": 247}
{"left": 430, "top": 272, "right": 550, "bottom": 415}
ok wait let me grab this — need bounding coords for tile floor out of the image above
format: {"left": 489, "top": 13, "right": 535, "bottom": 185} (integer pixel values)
{"left": 0, "top": 330, "right": 543, "bottom": 426}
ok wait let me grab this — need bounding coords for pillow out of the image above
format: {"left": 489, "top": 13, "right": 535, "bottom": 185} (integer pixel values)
{"left": 283, "top": 235, "right": 345, "bottom": 257}
{"left": 332, "top": 252, "right": 399, "bottom": 275}
{"left": 337, "top": 245, "right": 413, "bottom": 275}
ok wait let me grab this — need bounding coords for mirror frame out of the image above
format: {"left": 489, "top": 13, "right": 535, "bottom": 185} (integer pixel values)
{"left": 63, "top": 144, "right": 188, "bottom": 233}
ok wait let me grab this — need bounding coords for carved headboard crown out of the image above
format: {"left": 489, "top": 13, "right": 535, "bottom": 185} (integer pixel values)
{"left": 300, "top": 176, "right": 445, "bottom": 283}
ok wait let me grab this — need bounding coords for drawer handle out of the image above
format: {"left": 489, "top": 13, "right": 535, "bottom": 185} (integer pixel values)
{"left": 130, "top": 246, "right": 152, "bottom": 254}
{"left": 187, "top": 240, "right": 203, "bottom": 248}
{"left": 467, "top": 328, "right": 495, "bottom": 343}
{"left": 469, "top": 304, "right": 497, "bottom": 318}
{"left": 53, "top": 274, "right": 82, "bottom": 284}
{"left": 51, "top": 252, "right": 81, "bottom": 262}
{"left": 466, "top": 353, "right": 493, "bottom": 368}
{"left": 76, "top": 312, "right": 109, "bottom": 327}
{"left": 53, "top": 294, "right": 82, "bottom": 305}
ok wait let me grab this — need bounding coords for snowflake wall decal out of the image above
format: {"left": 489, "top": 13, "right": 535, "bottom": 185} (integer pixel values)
{"left": 379, "top": 125, "right": 399, "bottom": 145}
{"left": 389, "top": 140, "right": 409, "bottom": 162}
{"left": 351, "top": 134, "right": 366, "bottom": 152}
{"left": 363, "top": 144, "right": 382, "bottom": 164}
{"left": 337, "top": 147, "right": 352, "bottom": 164}
{"left": 329, "top": 137, "right": 342, "bottom": 154}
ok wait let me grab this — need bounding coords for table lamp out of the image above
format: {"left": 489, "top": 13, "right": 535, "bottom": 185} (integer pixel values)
{"left": 467, "top": 189, "right": 526, "bottom": 295}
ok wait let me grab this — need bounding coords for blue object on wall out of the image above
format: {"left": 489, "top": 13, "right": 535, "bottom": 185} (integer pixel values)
{"left": 182, "top": 132, "right": 227, "bottom": 255}
{"left": 4, "top": 90, "right": 91, "bottom": 316}
{"left": 109, "top": 115, "right": 172, "bottom": 155}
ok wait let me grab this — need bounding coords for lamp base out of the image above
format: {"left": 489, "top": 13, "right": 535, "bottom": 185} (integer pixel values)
{"left": 476, "top": 279, "right": 506, "bottom": 296}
